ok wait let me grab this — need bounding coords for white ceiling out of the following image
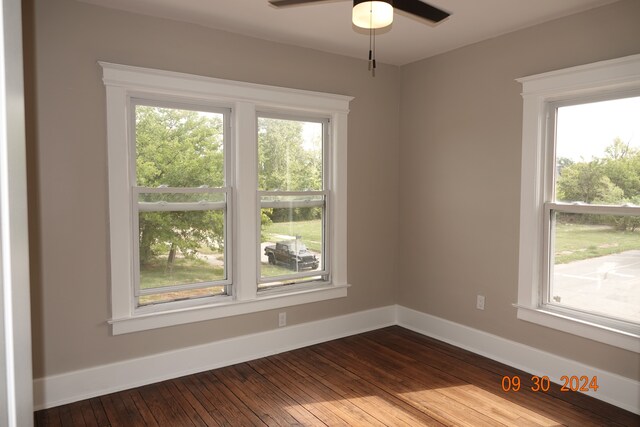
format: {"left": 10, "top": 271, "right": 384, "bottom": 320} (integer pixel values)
{"left": 77, "top": 0, "right": 618, "bottom": 65}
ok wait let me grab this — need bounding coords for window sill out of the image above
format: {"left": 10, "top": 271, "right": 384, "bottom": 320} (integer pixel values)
{"left": 515, "top": 305, "right": 640, "bottom": 353}
{"left": 109, "top": 283, "right": 349, "bottom": 335}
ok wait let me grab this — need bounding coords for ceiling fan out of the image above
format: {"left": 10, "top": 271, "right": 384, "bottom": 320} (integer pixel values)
{"left": 268, "top": 0, "right": 450, "bottom": 74}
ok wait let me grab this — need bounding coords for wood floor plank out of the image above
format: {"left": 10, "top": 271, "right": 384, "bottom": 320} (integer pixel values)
{"left": 248, "top": 356, "right": 363, "bottom": 426}
{"left": 270, "top": 352, "right": 399, "bottom": 426}
{"left": 390, "top": 326, "right": 639, "bottom": 426}
{"left": 369, "top": 327, "right": 633, "bottom": 427}
{"left": 199, "top": 370, "right": 268, "bottom": 426}
{"left": 36, "top": 406, "right": 62, "bottom": 427}
{"left": 138, "top": 382, "right": 197, "bottom": 426}
{"left": 167, "top": 378, "right": 223, "bottom": 427}
{"left": 232, "top": 362, "right": 327, "bottom": 426}
{"left": 368, "top": 329, "right": 601, "bottom": 426}
{"left": 332, "top": 333, "right": 557, "bottom": 426}
{"left": 88, "top": 398, "right": 110, "bottom": 427}
{"left": 99, "top": 393, "right": 126, "bottom": 426}
{"left": 58, "top": 403, "right": 76, "bottom": 427}
{"left": 310, "top": 339, "right": 506, "bottom": 427}
{"left": 34, "top": 326, "right": 640, "bottom": 427}
{"left": 102, "top": 391, "right": 149, "bottom": 427}
{"left": 213, "top": 363, "right": 316, "bottom": 426}
{"left": 177, "top": 374, "right": 255, "bottom": 426}
{"left": 287, "top": 347, "right": 445, "bottom": 426}
{"left": 34, "top": 409, "right": 46, "bottom": 427}
{"left": 155, "top": 381, "right": 212, "bottom": 427}
{"left": 75, "top": 400, "right": 98, "bottom": 427}
{"left": 121, "top": 389, "right": 159, "bottom": 427}
{"left": 265, "top": 354, "right": 391, "bottom": 426}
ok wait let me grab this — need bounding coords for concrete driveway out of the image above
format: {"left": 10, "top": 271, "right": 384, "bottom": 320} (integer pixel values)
{"left": 553, "top": 250, "right": 640, "bottom": 323}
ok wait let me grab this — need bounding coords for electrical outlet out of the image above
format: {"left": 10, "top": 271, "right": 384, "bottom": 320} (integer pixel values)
{"left": 476, "top": 295, "right": 485, "bottom": 310}
{"left": 278, "top": 312, "right": 287, "bottom": 327}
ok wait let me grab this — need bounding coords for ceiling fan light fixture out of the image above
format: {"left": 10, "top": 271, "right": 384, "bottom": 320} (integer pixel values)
{"left": 352, "top": 0, "right": 393, "bottom": 29}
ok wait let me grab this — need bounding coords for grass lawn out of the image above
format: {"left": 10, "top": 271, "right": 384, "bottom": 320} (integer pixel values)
{"left": 140, "top": 256, "right": 224, "bottom": 289}
{"left": 555, "top": 222, "right": 640, "bottom": 264}
{"left": 260, "top": 263, "right": 294, "bottom": 277}
{"left": 262, "top": 219, "right": 322, "bottom": 252}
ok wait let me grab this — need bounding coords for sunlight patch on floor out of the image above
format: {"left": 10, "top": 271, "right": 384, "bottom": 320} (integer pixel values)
{"left": 399, "top": 384, "right": 562, "bottom": 426}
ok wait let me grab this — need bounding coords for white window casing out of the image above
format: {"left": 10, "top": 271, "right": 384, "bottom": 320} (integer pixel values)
{"left": 101, "top": 63, "right": 352, "bottom": 334}
{"left": 516, "top": 54, "right": 640, "bottom": 352}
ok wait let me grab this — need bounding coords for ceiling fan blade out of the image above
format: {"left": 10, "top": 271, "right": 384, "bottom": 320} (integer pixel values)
{"left": 393, "top": 0, "right": 450, "bottom": 23}
{"left": 269, "top": 0, "right": 332, "bottom": 6}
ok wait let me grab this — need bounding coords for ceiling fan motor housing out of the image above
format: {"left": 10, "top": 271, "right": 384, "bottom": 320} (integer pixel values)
{"left": 352, "top": 0, "right": 394, "bottom": 29}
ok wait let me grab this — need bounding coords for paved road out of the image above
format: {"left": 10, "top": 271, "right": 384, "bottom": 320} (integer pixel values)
{"left": 554, "top": 250, "right": 640, "bottom": 323}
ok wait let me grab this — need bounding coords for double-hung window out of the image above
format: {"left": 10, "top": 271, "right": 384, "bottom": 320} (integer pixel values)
{"left": 132, "top": 102, "right": 231, "bottom": 307}
{"left": 102, "top": 63, "right": 351, "bottom": 334}
{"left": 258, "top": 115, "right": 329, "bottom": 289}
{"left": 517, "top": 54, "right": 640, "bottom": 352}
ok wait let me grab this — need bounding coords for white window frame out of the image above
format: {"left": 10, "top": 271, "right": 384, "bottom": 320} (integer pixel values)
{"left": 101, "top": 62, "right": 351, "bottom": 335}
{"left": 516, "top": 54, "right": 640, "bottom": 352}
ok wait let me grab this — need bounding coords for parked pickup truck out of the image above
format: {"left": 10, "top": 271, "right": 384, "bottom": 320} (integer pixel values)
{"left": 264, "top": 239, "right": 319, "bottom": 271}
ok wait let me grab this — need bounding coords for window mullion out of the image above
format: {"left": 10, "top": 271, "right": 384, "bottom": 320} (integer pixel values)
{"left": 330, "top": 111, "right": 348, "bottom": 285}
{"left": 260, "top": 199, "right": 325, "bottom": 209}
{"left": 234, "top": 102, "right": 258, "bottom": 301}
{"left": 138, "top": 202, "right": 227, "bottom": 212}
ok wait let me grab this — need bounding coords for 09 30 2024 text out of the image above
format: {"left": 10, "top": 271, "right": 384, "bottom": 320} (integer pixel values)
{"left": 501, "top": 375, "right": 599, "bottom": 393}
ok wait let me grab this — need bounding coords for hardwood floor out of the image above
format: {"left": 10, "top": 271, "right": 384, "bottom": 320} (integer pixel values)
{"left": 35, "top": 326, "right": 639, "bottom": 426}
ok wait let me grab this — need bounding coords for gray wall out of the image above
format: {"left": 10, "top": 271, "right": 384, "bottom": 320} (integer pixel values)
{"left": 24, "top": 0, "right": 399, "bottom": 378}
{"left": 399, "top": 0, "right": 640, "bottom": 381}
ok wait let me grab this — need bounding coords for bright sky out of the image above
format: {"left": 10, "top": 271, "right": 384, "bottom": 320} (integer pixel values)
{"left": 302, "top": 122, "right": 323, "bottom": 151}
{"left": 556, "top": 96, "right": 640, "bottom": 161}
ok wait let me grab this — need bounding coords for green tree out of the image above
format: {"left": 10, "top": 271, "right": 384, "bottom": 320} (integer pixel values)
{"left": 556, "top": 157, "right": 574, "bottom": 176}
{"left": 556, "top": 160, "right": 624, "bottom": 204}
{"left": 136, "top": 106, "right": 225, "bottom": 266}
{"left": 258, "top": 118, "right": 323, "bottom": 223}
{"left": 257, "top": 118, "right": 322, "bottom": 192}
{"left": 604, "top": 137, "right": 637, "bottom": 160}
{"left": 557, "top": 138, "right": 640, "bottom": 231}
{"left": 602, "top": 138, "right": 640, "bottom": 201}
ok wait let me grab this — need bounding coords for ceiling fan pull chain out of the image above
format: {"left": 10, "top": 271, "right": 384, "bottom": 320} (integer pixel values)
{"left": 368, "top": 25, "right": 372, "bottom": 71}
{"left": 368, "top": 7, "right": 373, "bottom": 72}
{"left": 372, "top": 28, "right": 376, "bottom": 77}
{"left": 367, "top": 4, "right": 375, "bottom": 77}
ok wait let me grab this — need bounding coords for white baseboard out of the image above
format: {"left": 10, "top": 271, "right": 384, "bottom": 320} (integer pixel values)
{"left": 33, "top": 305, "right": 397, "bottom": 410}
{"left": 397, "top": 306, "right": 640, "bottom": 415}
{"left": 34, "top": 305, "right": 639, "bottom": 415}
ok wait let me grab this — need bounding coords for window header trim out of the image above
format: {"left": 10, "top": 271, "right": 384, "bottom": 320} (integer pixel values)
{"left": 100, "top": 62, "right": 353, "bottom": 114}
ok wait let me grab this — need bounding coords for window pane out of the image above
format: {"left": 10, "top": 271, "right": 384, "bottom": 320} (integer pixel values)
{"left": 138, "top": 210, "right": 226, "bottom": 291}
{"left": 555, "top": 96, "right": 640, "bottom": 205}
{"left": 551, "top": 212, "right": 640, "bottom": 323}
{"left": 260, "top": 206, "right": 324, "bottom": 280}
{"left": 258, "top": 117, "right": 323, "bottom": 191}
{"left": 135, "top": 105, "right": 225, "bottom": 187}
